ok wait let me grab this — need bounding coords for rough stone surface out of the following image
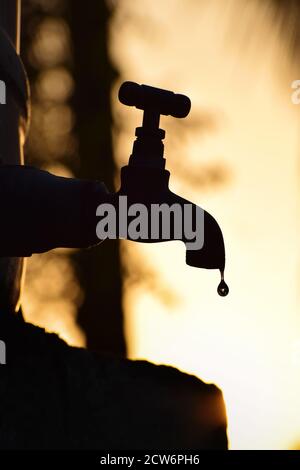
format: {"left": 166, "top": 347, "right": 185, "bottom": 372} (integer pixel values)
{"left": 0, "top": 314, "right": 227, "bottom": 449}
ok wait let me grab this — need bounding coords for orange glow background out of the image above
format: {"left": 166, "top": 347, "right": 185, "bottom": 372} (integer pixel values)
{"left": 22, "top": 0, "right": 300, "bottom": 449}
{"left": 110, "top": 0, "right": 300, "bottom": 449}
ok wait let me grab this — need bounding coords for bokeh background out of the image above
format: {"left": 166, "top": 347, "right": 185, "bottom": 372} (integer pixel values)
{"left": 20, "top": 0, "right": 300, "bottom": 449}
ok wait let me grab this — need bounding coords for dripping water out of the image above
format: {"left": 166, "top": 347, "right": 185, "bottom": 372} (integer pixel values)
{"left": 217, "top": 270, "right": 229, "bottom": 297}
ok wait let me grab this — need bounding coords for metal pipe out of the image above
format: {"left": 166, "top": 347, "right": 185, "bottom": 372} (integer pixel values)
{"left": 0, "top": 0, "right": 25, "bottom": 315}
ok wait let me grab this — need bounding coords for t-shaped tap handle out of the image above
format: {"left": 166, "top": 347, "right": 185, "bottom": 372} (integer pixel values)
{"left": 118, "top": 82, "right": 191, "bottom": 168}
{"left": 118, "top": 81, "right": 191, "bottom": 120}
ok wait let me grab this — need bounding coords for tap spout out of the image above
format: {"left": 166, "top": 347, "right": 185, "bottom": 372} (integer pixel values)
{"left": 116, "top": 165, "right": 226, "bottom": 273}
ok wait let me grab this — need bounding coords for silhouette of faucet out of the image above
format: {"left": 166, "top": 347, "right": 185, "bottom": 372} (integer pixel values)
{"left": 0, "top": 81, "right": 228, "bottom": 297}
{"left": 116, "top": 82, "right": 228, "bottom": 295}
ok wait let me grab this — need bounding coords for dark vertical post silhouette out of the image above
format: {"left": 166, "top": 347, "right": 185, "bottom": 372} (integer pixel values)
{"left": 68, "top": 2, "right": 126, "bottom": 355}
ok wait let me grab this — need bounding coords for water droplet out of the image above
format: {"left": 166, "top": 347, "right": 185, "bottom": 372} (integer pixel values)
{"left": 217, "top": 270, "right": 229, "bottom": 296}
{"left": 217, "top": 280, "right": 229, "bottom": 297}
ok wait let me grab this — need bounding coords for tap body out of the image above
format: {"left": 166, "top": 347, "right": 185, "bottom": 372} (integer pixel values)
{"left": 115, "top": 81, "right": 226, "bottom": 272}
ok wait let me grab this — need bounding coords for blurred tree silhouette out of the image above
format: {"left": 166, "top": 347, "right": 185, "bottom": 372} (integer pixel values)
{"left": 21, "top": 0, "right": 126, "bottom": 355}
